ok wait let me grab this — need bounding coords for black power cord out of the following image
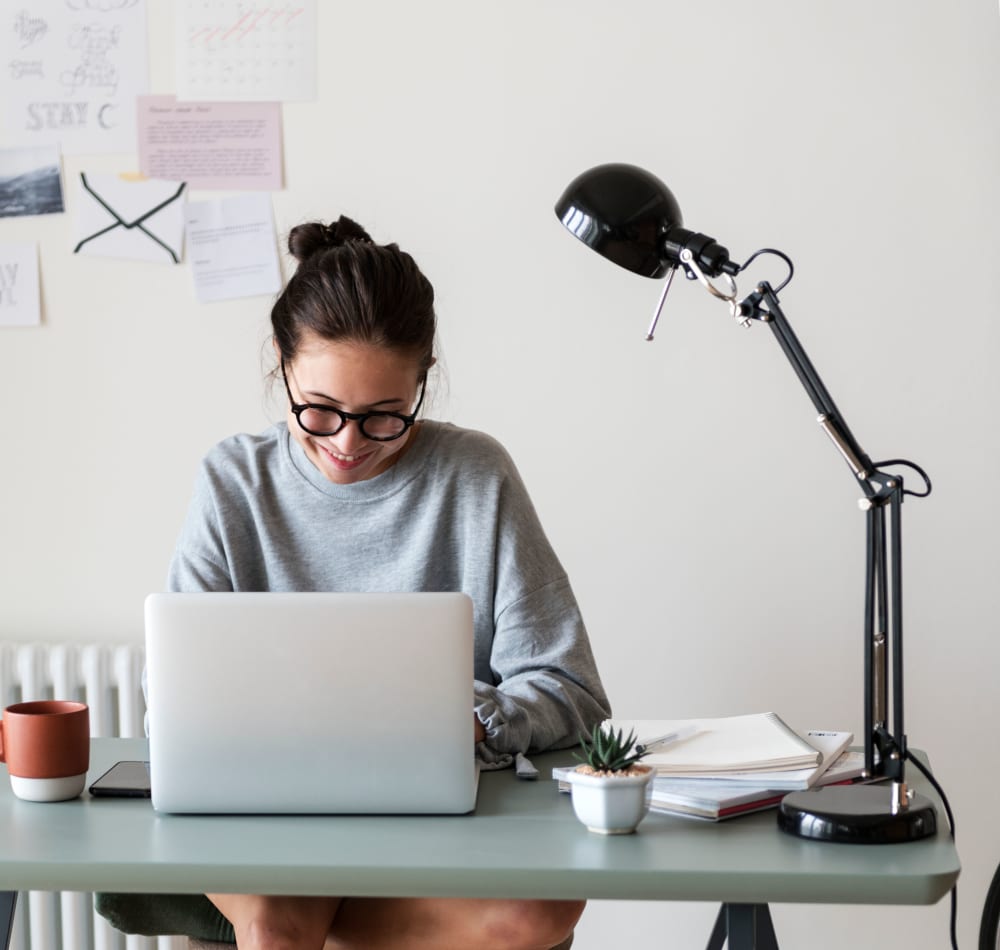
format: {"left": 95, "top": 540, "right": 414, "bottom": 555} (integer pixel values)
{"left": 979, "top": 862, "right": 1000, "bottom": 950}
{"left": 871, "top": 458, "right": 933, "bottom": 498}
{"left": 905, "top": 751, "right": 958, "bottom": 948}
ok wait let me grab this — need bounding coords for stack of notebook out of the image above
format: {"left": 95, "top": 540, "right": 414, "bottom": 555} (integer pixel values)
{"left": 554, "top": 712, "right": 862, "bottom": 821}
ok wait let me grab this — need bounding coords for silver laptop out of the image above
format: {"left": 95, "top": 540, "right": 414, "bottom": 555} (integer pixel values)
{"left": 144, "top": 591, "right": 478, "bottom": 815}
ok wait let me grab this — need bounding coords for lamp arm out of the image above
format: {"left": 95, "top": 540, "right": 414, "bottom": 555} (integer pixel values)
{"left": 745, "top": 282, "right": 879, "bottom": 494}
{"left": 740, "top": 280, "right": 910, "bottom": 791}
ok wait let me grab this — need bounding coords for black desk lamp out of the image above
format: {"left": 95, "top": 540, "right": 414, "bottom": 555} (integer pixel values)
{"left": 555, "top": 162, "right": 937, "bottom": 844}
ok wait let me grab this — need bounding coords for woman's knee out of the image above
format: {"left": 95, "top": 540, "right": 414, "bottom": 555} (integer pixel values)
{"left": 207, "top": 894, "right": 340, "bottom": 950}
{"left": 484, "top": 899, "right": 585, "bottom": 949}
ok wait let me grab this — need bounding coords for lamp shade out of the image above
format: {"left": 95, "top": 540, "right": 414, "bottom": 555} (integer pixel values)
{"left": 554, "top": 163, "right": 682, "bottom": 279}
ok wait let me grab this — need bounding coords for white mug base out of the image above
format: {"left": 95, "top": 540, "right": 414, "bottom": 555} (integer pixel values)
{"left": 10, "top": 773, "right": 86, "bottom": 802}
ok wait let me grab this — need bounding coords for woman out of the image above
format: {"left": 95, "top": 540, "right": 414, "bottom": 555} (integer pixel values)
{"left": 164, "top": 215, "right": 610, "bottom": 949}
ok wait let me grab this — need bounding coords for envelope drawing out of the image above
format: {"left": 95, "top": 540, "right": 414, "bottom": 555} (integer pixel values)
{"left": 73, "top": 173, "right": 187, "bottom": 264}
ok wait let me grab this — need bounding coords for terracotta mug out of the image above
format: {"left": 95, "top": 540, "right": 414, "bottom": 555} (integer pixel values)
{"left": 0, "top": 700, "right": 90, "bottom": 802}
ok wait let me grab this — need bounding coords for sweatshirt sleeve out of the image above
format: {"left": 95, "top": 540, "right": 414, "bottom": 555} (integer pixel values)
{"left": 166, "top": 461, "right": 234, "bottom": 593}
{"left": 467, "top": 442, "right": 612, "bottom": 755}
{"left": 473, "top": 575, "right": 612, "bottom": 755}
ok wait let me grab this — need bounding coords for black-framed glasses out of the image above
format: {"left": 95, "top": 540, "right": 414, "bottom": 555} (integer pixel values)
{"left": 281, "top": 360, "right": 426, "bottom": 441}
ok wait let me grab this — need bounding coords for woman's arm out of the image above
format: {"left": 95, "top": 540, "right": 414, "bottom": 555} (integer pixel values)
{"left": 474, "top": 576, "right": 611, "bottom": 755}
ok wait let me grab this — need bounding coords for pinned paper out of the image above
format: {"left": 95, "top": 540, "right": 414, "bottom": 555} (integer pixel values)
{"left": 73, "top": 173, "right": 186, "bottom": 264}
{"left": 175, "top": 0, "right": 317, "bottom": 102}
{"left": 185, "top": 193, "right": 282, "bottom": 303}
{"left": 0, "top": 244, "right": 41, "bottom": 327}
{"left": 0, "top": 0, "right": 149, "bottom": 154}
{"left": 0, "top": 145, "right": 64, "bottom": 218}
{"left": 137, "top": 96, "right": 283, "bottom": 191}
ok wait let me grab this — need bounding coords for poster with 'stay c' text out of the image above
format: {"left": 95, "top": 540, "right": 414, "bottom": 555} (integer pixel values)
{"left": 175, "top": 0, "right": 317, "bottom": 102}
{"left": 0, "top": 1, "right": 149, "bottom": 155}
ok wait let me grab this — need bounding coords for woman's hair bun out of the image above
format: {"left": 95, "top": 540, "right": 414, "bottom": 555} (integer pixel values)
{"left": 288, "top": 215, "right": 373, "bottom": 262}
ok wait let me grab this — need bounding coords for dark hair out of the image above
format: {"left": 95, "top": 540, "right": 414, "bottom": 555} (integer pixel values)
{"left": 271, "top": 215, "right": 436, "bottom": 372}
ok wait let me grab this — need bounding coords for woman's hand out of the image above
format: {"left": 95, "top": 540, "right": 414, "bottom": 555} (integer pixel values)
{"left": 474, "top": 715, "right": 486, "bottom": 743}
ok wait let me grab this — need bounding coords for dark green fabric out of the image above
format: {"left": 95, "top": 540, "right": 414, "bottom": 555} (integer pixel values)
{"left": 94, "top": 893, "right": 235, "bottom": 943}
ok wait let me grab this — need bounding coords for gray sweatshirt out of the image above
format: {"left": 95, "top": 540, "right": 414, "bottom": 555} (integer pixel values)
{"left": 166, "top": 419, "right": 611, "bottom": 756}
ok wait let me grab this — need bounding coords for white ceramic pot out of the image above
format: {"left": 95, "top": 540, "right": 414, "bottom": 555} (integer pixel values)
{"left": 565, "top": 766, "right": 654, "bottom": 834}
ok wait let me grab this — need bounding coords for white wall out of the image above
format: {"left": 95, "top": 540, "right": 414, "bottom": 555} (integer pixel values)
{"left": 2, "top": 2, "right": 997, "bottom": 947}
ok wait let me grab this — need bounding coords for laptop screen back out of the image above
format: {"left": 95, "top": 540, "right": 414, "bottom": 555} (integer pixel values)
{"left": 144, "top": 591, "right": 477, "bottom": 814}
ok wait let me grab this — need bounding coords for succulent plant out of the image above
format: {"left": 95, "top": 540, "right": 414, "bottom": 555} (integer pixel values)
{"left": 574, "top": 723, "right": 648, "bottom": 774}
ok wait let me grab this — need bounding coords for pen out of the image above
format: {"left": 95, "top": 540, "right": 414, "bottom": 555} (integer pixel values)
{"left": 635, "top": 724, "right": 698, "bottom": 755}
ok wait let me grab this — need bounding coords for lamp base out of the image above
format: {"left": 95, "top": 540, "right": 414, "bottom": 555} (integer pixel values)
{"left": 777, "top": 785, "right": 937, "bottom": 843}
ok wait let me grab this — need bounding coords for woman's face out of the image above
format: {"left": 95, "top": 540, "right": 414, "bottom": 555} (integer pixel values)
{"left": 283, "top": 334, "right": 426, "bottom": 485}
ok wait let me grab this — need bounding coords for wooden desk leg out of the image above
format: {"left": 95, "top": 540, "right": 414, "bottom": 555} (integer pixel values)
{"left": 706, "top": 903, "right": 780, "bottom": 950}
{"left": 0, "top": 892, "right": 15, "bottom": 950}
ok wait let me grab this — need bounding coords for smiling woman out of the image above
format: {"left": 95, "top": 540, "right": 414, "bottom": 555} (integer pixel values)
{"left": 267, "top": 217, "right": 437, "bottom": 487}
{"left": 97, "top": 214, "right": 611, "bottom": 950}
{"left": 280, "top": 340, "right": 426, "bottom": 484}
{"left": 281, "top": 355, "right": 426, "bottom": 441}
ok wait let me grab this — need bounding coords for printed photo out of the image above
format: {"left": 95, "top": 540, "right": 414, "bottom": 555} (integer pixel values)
{"left": 0, "top": 145, "right": 65, "bottom": 218}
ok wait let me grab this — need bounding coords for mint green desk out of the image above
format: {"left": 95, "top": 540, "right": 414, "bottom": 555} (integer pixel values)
{"left": 0, "top": 739, "right": 960, "bottom": 950}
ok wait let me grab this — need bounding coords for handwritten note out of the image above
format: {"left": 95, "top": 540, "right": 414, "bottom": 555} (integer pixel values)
{"left": 175, "top": 0, "right": 317, "bottom": 102}
{"left": 1, "top": 0, "right": 149, "bottom": 154}
{"left": 0, "top": 244, "right": 41, "bottom": 327}
{"left": 185, "top": 193, "right": 282, "bottom": 303}
{"left": 137, "top": 95, "right": 282, "bottom": 191}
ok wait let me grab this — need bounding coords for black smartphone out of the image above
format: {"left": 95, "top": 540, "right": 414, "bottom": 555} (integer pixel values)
{"left": 88, "top": 760, "right": 152, "bottom": 798}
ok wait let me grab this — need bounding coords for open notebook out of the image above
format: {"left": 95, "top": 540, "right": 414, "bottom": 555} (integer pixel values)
{"left": 609, "top": 712, "right": 820, "bottom": 774}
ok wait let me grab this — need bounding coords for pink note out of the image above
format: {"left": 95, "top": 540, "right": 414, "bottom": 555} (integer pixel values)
{"left": 137, "top": 95, "right": 283, "bottom": 192}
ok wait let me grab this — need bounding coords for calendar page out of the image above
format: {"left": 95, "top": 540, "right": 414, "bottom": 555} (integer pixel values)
{"left": 175, "top": 0, "right": 317, "bottom": 102}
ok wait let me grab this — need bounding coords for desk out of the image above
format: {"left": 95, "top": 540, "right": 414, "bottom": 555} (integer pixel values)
{"left": 0, "top": 739, "right": 960, "bottom": 949}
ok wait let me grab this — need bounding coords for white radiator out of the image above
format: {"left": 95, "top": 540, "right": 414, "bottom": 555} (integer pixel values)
{"left": 0, "top": 643, "right": 186, "bottom": 950}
